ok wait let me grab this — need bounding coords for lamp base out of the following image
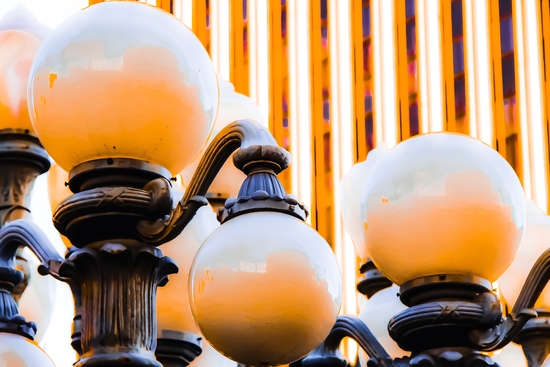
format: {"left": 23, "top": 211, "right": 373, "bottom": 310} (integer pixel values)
{"left": 0, "top": 129, "right": 50, "bottom": 226}
{"left": 68, "top": 158, "right": 172, "bottom": 193}
{"left": 389, "top": 274, "right": 502, "bottom": 352}
{"left": 356, "top": 259, "right": 392, "bottom": 298}
{"left": 77, "top": 352, "right": 162, "bottom": 367}
{"left": 156, "top": 330, "right": 202, "bottom": 367}
{"left": 515, "top": 310, "right": 550, "bottom": 367}
{"left": 55, "top": 161, "right": 173, "bottom": 247}
{"left": 59, "top": 242, "right": 177, "bottom": 367}
{"left": 392, "top": 347, "right": 497, "bottom": 367}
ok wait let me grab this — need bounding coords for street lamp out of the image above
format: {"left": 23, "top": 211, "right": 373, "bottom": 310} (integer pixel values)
{"left": 302, "top": 132, "right": 550, "bottom": 367}
{"left": 0, "top": 6, "right": 56, "bottom": 365}
{"left": 0, "top": 2, "right": 341, "bottom": 367}
{"left": 6, "top": 2, "right": 550, "bottom": 367}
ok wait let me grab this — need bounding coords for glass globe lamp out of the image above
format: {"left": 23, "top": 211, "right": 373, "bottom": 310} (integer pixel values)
{"left": 361, "top": 133, "right": 526, "bottom": 285}
{"left": 0, "top": 333, "right": 55, "bottom": 367}
{"left": 189, "top": 341, "right": 237, "bottom": 367}
{"left": 27, "top": 1, "right": 218, "bottom": 175}
{"left": 0, "top": 4, "right": 51, "bottom": 39}
{"left": 340, "top": 145, "right": 388, "bottom": 260}
{"left": 47, "top": 163, "right": 73, "bottom": 248}
{"left": 156, "top": 190, "right": 220, "bottom": 336}
{"left": 358, "top": 285, "right": 407, "bottom": 363}
{"left": 498, "top": 201, "right": 550, "bottom": 308}
{"left": 181, "top": 77, "right": 263, "bottom": 199}
{"left": 16, "top": 248, "right": 57, "bottom": 344}
{"left": 189, "top": 211, "right": 342, "bottom": 366}
{"left": 0, "top": 4, "right": 50, "bottom": 133}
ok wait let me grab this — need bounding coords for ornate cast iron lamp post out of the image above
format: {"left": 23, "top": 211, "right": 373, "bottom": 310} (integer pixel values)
{"left": 302, "top": 133, "right": 550, "bottom": 367}
{"left": 0, "top": 2, "right": 342, "bottom": 367}
{"left": 5, "top": 3, "right": 550, "bottom": 367}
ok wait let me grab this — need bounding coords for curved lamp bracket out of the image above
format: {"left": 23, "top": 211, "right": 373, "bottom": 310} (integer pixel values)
{"left": 0, "top": 219, "right": 65, "bottom": 339}
{"left": 469, "top": 248, "right": 550, "bottom": 351}
{"left": 0, "top": 220, "right": 64, "bottom": 281}
{"left": 137, "top": 119, "right": 290, "bottom": 245}
{"left": 301, "top": 316, "right": 394, "bottom": 367}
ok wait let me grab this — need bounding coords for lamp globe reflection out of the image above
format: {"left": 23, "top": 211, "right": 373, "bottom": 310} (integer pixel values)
{"left": 361, "top": 133, "right": 526, "bottom": 285}
{"left": 189, "top": 211, "right": 343, "bottom": 366}
{"left": 27, "top": 1, "right": 218, "bottom": 174}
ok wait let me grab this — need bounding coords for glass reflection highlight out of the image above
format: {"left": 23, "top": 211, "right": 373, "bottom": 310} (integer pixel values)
{"left": 189, "top": 212, "right": 342, "bottom": 366}
{"left": 28, "top": 2, "right": 218, "bottom": 174}
{"left": 361, "top": 133, "right": 526, "bottom": 285}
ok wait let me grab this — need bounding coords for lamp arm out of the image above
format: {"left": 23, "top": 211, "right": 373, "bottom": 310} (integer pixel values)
{"left": 0, "top": 219, "right": 65, "bottom": 281}
{"left": 469, "top": 248, "right": 550, "bottom": 351}
{"left": 301, "top": 316, "right": 395, "bottom": 367}
{"left": 137, "top": 119, "right": 290, "bottom": 245}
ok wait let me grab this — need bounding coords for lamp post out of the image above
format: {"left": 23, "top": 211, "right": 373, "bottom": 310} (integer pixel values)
{"left": 302, "top": 133, "right": 550, "bottom": 367}
{"left": 0, "top": 2, "right": 341, "bottom": 367}
{"left": 5, "top": 2, "right": 550, "bottom": 367}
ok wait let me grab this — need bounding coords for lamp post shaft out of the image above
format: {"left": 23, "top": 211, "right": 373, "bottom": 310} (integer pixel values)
{"left": 52, "top": 162, "right": 178, "bottom": 366}
{"left": 0, "top": 129, "right": 50, "bottom": 226}
{"left": 59, "top": 241, "right": 176, "bottom": 367}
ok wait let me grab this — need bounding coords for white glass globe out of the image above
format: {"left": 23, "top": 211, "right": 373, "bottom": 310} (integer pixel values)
{"left": 157, "top": 196, "right": 220, "bottom": 336}
{"left": 361, "top": 133, "right": 526, "bottom": 285}
{"left": 189, "top": 212, "right": 342, "bottom": 366}
{"left": 17, "top": 248, "right": 57, "bottom": 344}
{"left": 0, "top": 4, "right": 51, "bottom": 39}
{"left": 28, "top": 1, "right": 218, "bottom": 175}
{"left": 0, "top": 333, "right": 55, "bottom": 366}
{"left": 340, "top": 145, "right": 388, "bottom": 260}
{"left": 358, "top": 285, "right": 407, "bottom": 362}
{"left": 47, "top": 163, "right": 72, "bottom": 248}
{"left": 0, "top": 5, "right": 50, "bottom": 133}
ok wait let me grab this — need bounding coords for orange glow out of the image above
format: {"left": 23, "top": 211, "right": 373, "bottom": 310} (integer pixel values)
{"left": 192, "top": 250, "right": 338, "bottom": 365}
{"left": 364, "top": 169, "right": 522, "bottom": 284}
{"left": 189, "top": 212, "right": 341, "bottom": 366}
{"left": 47, "top": 163, "right": 74, "bottom": 248}
{"left": 32, "top": 44, "right": 211, "bottom": 174}
{"left": 28, "top": 2, "right": 218, "bottom": 175}
{"left": 0, "top": 334, "right": 55, "bottom": 367}
{"left": 0, "top": 30, "right": 41, "bottom": 131}
{"left": 157, "top": 203, "right": 219, "bottom": 335}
